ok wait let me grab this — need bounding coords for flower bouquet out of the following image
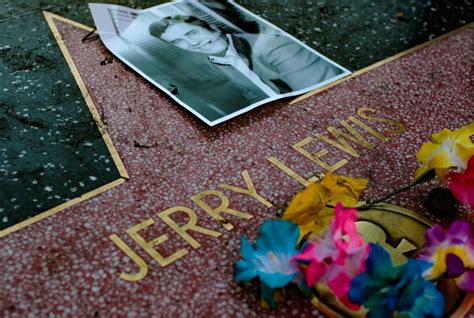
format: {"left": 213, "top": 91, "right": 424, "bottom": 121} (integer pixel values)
{"left": 233, "top": 123, "right": 473, "bottom": 317}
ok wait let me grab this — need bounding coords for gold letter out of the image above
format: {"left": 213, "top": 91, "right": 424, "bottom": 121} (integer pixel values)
{"left": 267, "top": 156, "right": 320, "bottom": 186}
{"left": 348, "top": 116, "right": 389, "bottom": 142}
{"left": 158, "top": 206, "right": 221, "bottom": 249}
{"left": 357, "top": 107, "right": 406, "bottom": 134}
{"left": 127, "top": 219, "right": 187, "bottom": 267}
{"left": 292, "top": 137, "right": 348, "bottom": 171}
{"left": 219, "top": 170, "right": 273, "bottom": 208}
{"left": 314, "top": 120, "right": 376, "bottom": 158}
{"left": 191, "top": 190, "right": 252, "bottom": 230}
{"left": 109, "top": 234, "right": 149, "bottom": 282}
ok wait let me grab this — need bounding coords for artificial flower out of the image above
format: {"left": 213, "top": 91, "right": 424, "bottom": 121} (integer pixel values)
{"left": 283, "top": 182, "right": 329, "bottom": 234}
{"left": 234, "top": 220, "right": 304, "bottom": 308}
{"left": 414, "top": 122, "right": 474, "bottom": 182}
{"left": 418, "top": 220, "right": 474, "bottom": 291}
{"left": 283, "top": 173, "right": 368, "bottom": 240}
{"left": 349, "top": 244, "right": 445, "bottom": 318}
{"left": 293, "top": 203, "right": 370, "bottom": 310}
{"left": 448, "top": 156, "right": 474, "bottom": 208}
{"left": 321, "top": 173, "right": 368, "bottom": 206}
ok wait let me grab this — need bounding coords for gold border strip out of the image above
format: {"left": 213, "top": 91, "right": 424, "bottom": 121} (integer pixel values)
{"left": 291, "top": 22, "right": 474, "bottom": 104}
{"left": 0, "top": 12, "right": 130, "bottom": 238}
{"left": 43, "top": 11, "right": 128, "bottom": 179}
{"left": 0, "top": 179, "right": 125, "bottom": 238}
{"left": 44, "top": 11, "right": 95, "bottom": 32}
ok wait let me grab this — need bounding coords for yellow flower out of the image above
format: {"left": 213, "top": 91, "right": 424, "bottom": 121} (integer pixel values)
{"left": 283, "top": 182, "right": 329, "bottom": 225}
{"left": 283, "top": 173, "right": 368, "bottom": 241}
{"left": 321, "top": 174, "right": 368, "bottom": 207}
{"left": 425, "top": 245, "right": 473, "bottom": 280}
{"left": 415, "top": 122, "right": 474, "bottom": 182}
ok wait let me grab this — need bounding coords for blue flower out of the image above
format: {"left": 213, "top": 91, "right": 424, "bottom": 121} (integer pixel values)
{"left": 348, "top": 244, "right": 445, "bottom": 318}
{"left": 234, "top": 220, "right": 304, "bottom": 308}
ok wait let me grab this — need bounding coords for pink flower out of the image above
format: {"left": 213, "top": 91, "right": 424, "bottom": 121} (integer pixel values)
{"left": 449, "top": 156, "right": 474, "bottom": 207}
{"left": 293, "top": 203, "right": 370, "bottom": 310}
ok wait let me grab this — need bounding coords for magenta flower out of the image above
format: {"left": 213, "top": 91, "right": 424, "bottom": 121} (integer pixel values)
{"left": 418, "top": 220, "right": 474, "bottom": 291}
{"left": 449, "top": 156, "right": 474, "bottom": 208}
{"left": 293, "top": 203, "right": 370, "bottom": 310}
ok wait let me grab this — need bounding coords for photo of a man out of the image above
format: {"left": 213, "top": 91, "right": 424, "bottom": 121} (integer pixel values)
{"left": 149, "top": 15, "right": 341, "bottom": 96}
{"left": 90, "top": 1, "right": 350, "bottom": 126}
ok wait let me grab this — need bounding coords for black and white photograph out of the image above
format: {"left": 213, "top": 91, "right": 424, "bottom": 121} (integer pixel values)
{"left": 90, "top": 1, "right": 351, "bottom": 126}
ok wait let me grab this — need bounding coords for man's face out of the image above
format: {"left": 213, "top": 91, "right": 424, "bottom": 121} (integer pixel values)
{"left": 161, "top": 22, "right": 228, "bottom": 54}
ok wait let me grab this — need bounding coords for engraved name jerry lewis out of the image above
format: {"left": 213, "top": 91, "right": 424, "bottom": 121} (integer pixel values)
{"left": 110, "top": 107, "right": 407, "bottom": 281}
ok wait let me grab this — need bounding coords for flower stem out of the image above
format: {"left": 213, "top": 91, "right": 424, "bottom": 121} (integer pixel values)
{"left": 363, "top": 182, "right": 417, "bottom": 206}
{"left": 358, "top": 170, "right": 436, "bottom": 211}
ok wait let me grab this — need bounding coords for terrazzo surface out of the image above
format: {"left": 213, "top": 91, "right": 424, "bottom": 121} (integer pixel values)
{"left": 0, "top": 17, "right": 472, "bottom": 316}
